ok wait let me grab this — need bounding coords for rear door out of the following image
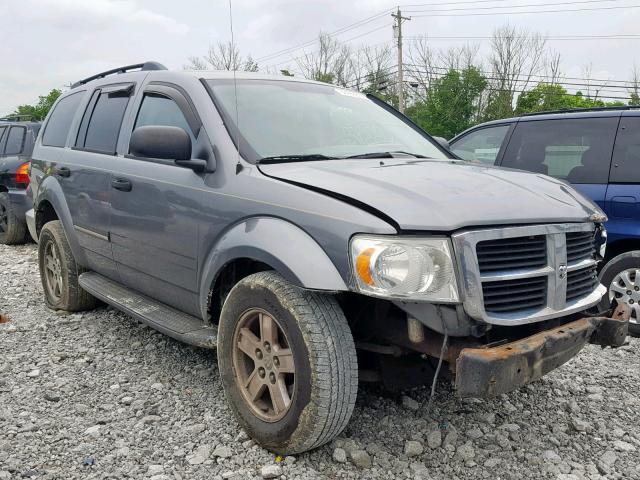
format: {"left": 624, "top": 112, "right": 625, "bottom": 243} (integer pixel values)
{"left": 606, "top": 115, "right": 640, "bottom": 244}
{"left": 450, "top": 123, "right": 513, "bottom": 165}
{"left": 501, "top": 116, "right": 619, "bottom": 211}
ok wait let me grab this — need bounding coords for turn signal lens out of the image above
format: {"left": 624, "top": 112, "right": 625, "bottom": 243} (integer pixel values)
{"left": 356, "top": 247, "right": 375, "bottom": 285}
{"left": 15, "top": 162, "right": 30, "bottom": 186}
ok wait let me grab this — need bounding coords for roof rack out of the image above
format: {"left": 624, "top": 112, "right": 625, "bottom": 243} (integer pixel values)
{"left": 521, "top": 105, "right": 640, "bottom": 117}
{"left": 71, "top": 61, "right": 167, "bottom": 89}
{"left": 0, "top": 114, "right": 36, "bottom": 122}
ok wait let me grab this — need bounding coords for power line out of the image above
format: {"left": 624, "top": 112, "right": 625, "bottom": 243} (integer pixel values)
{"left": 410, "top": 4, "right": 640, "bottom": 17}
{"left": 404, "top": 34, "right": 640, "bottom": 41}
{"left": 404, "top": 0, "right": 623, "bottom": 13}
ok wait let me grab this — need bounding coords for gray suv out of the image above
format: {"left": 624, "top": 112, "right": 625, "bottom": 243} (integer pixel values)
{"left": 29, "top": 62, "right": 629, "bottom": 454}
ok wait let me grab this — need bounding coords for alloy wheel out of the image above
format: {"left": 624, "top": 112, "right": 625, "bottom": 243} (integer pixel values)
{"left": 0, "top": 202, "right": 7, "bottom": 234}
{"left": 232, "top": 308, "right": 296, "bottom": 422}
{"left": 609, "top": 268, "right": 640, "bottom": 325}
{"left": 44, "top": 240, "right": 64, "bottom": 302}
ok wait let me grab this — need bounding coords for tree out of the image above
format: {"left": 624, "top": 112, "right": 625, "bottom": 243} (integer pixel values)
{"left": 186, "top": 41, "right": 258, "bottom": 71}
{"left": 405, "top": 67, "right": 487, "bottom": 138}
{"left": 12, "top": 89, "right": 62, "bottom": 121}
{"left": 515, "top": 82, "right": 624, "bottom": 114}
{"left": 629, "top": 64, "right": 640, "bottom": 106}
{"left": 297, "top": 33, "right": 351, "bottom": 86}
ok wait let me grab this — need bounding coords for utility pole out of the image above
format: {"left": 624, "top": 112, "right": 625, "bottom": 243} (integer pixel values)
{"left": 392, "top": 7, "right": 411, "bottom": 113}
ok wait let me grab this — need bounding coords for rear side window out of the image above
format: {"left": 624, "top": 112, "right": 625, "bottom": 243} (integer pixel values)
{"left": 4, "top": 127, "right": 26, "bottom": 155}
{"left": 78, "top": 88, "right": 131, "bottom": 154}
{"left": 42, "top": 92, "right": 83, "bottom": 147}
{"left": 611, "top": 117, "right": 640, "bottom": 183}
{"left": 451, "top": 125, "right": 510, "bottom": 165}
{"left": 502, "top": 117, "right": 618, "bottom": 183}
{"left": 0, "top": 127, "right": 6, "bottom": 146}
{"left": 134, "top": 94, "right": 192, "bottom": 133}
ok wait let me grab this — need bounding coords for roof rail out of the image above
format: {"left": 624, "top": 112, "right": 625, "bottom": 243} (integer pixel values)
{"left": 0, "top": 114, "right": 36, "bottom": 122}
{"left": 521, "top": 105, "right": 640, "bottom": 117}
{"left": 71, "top": 61, "right": 167, "bottom": 89}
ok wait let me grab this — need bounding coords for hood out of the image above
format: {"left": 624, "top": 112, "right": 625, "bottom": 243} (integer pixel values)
{"left": 259, "top": 159, "right": 604, "bottom": 231}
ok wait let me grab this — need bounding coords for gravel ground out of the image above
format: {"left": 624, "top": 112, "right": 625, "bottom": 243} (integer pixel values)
{"left": 1, "top": 243, "right": 640, "bottom": 480}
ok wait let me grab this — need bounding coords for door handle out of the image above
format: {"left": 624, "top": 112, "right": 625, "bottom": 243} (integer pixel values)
{"left": 111, "top": 178, "right": 132, "bottom": 192}
{"left": 56, "top": 167, "right": 71, "bottom": 178}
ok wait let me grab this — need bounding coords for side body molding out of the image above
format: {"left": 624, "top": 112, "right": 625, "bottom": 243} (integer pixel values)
{"left": 199, "top": 217, "right": 349, "bottom": 319}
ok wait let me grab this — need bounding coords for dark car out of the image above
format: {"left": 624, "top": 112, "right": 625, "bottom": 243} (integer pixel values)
{"left": 449, "top": 108, "right": 640, "bottom": 335}
{"left": 29, "top": 62, "right": 628, "bottom": 454}
{"left": 0, "top": 116, "right": 40, "bottom": 244}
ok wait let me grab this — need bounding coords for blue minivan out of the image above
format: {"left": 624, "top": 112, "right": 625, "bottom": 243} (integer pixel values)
{"left": 449, "top": 108, "right": 640, "bottom": 335}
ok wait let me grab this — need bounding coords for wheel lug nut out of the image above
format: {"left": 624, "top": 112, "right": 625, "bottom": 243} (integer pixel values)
{"left": 264, "top": 342, "right": 271, "bottom": 353}
{"left": 627, "top": 291, "right": 633, "bottom": 296}
{"left": 273, "top": 357, "right": 279, "bottom": 367}
{"left": 269, "top": 372, "right": 276, "bottom": 384}
{"left": 630, "top": 299, "right": 635, "bottom": 304}
{"left": 635, "top": 286, "right": 639, "bottom": 291}
{"left": 258, "top": 367, "right": 266, "bottom": 378}
{"left": 256, "top": 349, "right": 263, "bottom": 360}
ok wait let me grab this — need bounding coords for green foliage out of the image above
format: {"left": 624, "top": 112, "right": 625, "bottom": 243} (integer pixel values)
{"left": 405, "top": 67, "right": 487, "bottom": 139}
{"left": 362, "top": 71, "right": 397, "bottom": 106}
{"left": 514, "top": 83, "right": 623, "bottom": 114}
{"left": 12, "top": 89, "right": 62, "bottom": 121}
{"left": 280, "top": 69, "right": 294, "bottom": 77}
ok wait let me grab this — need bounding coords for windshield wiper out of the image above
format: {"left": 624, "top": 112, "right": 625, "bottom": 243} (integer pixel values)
{"left": 343, "top": 151, "right": 430, "bottom": 159}
{"left": 257, "top": 154, "right": 337, "bottom": 164}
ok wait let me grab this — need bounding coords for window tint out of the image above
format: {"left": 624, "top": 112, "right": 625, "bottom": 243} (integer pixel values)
{"left": 134, "top": 94, "right": 191, "bottom": 133}
{"left": 611, "top": 117, "right": 640, "bottom": 183}
{"left": 81, "top": 91, "right": 130, "bottom": 154}
{"left": 42, "top": 92, "right": 83, "bottom": 147}
{"left": 4, "top": 127, "right": 25, "bottom": 155}
{"left": 451, "top": 125, "right": 510, "bottom": 165}
{"left": 0, "top": 127, "right": 6, "bottom": 147}
{"left": 502, "top": 117, "right": 618, "bottom": 183}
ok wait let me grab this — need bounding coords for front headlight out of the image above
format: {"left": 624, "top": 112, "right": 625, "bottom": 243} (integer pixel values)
{"left": 350, "top": 235, "right": 459, "bottom": 302}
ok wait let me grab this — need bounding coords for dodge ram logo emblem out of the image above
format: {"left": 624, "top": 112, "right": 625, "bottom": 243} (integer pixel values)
{"left": 558, "top": 264, "right": 568, "bottom": 279}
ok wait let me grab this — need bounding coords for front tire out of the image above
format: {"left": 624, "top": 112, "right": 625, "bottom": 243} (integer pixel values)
{"left": 0, "top": 192, "right": 27, "bottom": 245}
{"left": 38, "top": 220, "right": 97, "bottom": 312}
{"left": 217, "top": 272, "right": 358, "bottom": 454}
{"left": 599, "top": 251, "right": 640, "bottom": 336}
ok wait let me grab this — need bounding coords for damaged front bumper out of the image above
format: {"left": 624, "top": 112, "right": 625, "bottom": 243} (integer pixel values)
{"left": 455, "top": 304, "right": 630, "bottom": 397}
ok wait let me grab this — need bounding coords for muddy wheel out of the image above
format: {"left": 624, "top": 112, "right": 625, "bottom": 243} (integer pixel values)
{"left": 0, "top": 192, "right": 27, "bottom": 245}
{"left": 218, "top": 271, "right": 358, "bottom": 454}
{"left": 599, "top": 251, "right": 640, "bottom": 337}
{"left": 38, "top": 220, "right": 97, "bottom": 312}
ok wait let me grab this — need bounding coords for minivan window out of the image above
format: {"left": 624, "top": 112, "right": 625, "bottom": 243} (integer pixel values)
{"left": 0, "top": 127, "right": 6, "bottom": 147}
{"left": 134, "top": 94, "right": 191, "bottom": 134}
{"left": 610, "top": 117, "right": 640, "bottom": 183}
{"left": 81, "top": 91, "right": 130, "bottom": 154}
{"left": 4, "top": 127, "right": 25, "bottom": 155}
{"left": 42, "top": 92, "right": 83, "bottom": 147}
{"left": 502, "top": 117, "right": 618, "bottom": 183}
{"left": 206, "top": 79, "right": 449, "bottom": 161}
{"left": 451, "top": 125, "right": 510, "bottom": 165}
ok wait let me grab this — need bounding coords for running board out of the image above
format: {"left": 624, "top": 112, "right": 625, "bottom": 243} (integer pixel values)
{"left": 78, "top": 272, "right": 217, "bottom": 349}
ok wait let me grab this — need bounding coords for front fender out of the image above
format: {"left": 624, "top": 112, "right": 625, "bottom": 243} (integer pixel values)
{"left": 199, "top": 217, "right": 349, "bottom": 318}
{"left": 36, "top": 176, "right": 87, "bottom": 266}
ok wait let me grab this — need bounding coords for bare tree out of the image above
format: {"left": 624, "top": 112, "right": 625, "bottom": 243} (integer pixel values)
{"left": 545, "top": 51, "right": 562, "bottom": 85}
{"left": 581, "top": 63, "right": 608, "bottom": 100}
{"left": 297, "top": 33, "right": 351, "bottom": 85}
{"left": 407, "top": 37, "right": 439, "bottom": 95}
{"left": 487, "top": 25, "right": 547, "bottom": 117}
{"left": 185, "top": 41, "right": 257, "bottom": 71}
{"left": 629, "top": 64, "right": 640, "bottom": 105}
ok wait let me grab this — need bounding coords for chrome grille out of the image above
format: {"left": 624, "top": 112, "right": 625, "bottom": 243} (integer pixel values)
{"left": 452, "top": 223, "right": 606, "bottom": 325}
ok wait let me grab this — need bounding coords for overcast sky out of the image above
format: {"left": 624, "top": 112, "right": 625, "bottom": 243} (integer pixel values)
{"left": 1, "top": 0, "right": 639, "bottom": 114}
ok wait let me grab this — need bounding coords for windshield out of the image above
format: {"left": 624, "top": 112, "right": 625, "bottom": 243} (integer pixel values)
{"left": 206, "top": 79, "right": 449, "bottom": 162}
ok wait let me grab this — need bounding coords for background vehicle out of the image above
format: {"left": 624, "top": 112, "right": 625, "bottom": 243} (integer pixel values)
{"left": 30, "top": 63, "right": 627, "bottom": 455}
{"left": 450, "top": 107, "right": 640, "bottom": 335}
{"left": 0, "top": 115, "right": 40, "bottom": 244}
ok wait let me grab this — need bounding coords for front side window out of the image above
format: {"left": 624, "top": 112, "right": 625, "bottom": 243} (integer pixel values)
{"left": 611, "top": 117, "right": 640, "bottom": 183}
{"left": 4, "top": 127, "right": 25, "bottom": 155}
{"left": 451, "top": 125, "right": 510, "bottom": 165}
{"left": 502, "top": 117, "right": 618, "bottom": 183}
{"left": 42, "top": 92, "right": 83, "bottom": 147}
{"left": 134, "top": 94, "right": 192, "bottom": 134}
{"left": 206, "top": 79, "right": 449, "bottom": 161}
{"left": 80, "top": 90, "right": 131, "bottom": 154}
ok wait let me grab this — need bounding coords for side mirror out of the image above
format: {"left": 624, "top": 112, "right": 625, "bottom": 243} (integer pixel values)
{"left": 130, "top": 125, "right": 191, "bottom": 161}
{"left": 433, "top": 136, "right": 450, "bottom": 150}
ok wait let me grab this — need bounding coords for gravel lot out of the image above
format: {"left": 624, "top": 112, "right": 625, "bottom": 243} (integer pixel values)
{"left": 1, "top": 243, "right": 640, "bottom": 479}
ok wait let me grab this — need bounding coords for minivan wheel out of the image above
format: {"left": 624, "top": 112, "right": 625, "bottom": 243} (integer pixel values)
{"left": 218, "top": 271, "right": 358, "bottom": 454}
{"left": 599, "top": 251, "right": 640, "bottom": 337}
{"left": 38, "top": 220, "right": 98, "bottom": 312}
{"left": 0, "top": 192, "right": 27, "bottom": 245}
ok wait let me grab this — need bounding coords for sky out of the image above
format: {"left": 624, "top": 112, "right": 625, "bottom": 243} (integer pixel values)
{"left": 1, "top": 0, "right": 640, "bottom": 114}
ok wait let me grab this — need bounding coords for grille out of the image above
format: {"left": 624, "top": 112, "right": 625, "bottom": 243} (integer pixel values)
{"left": 482, "top": 277, "right": 547, "bottom": 313}
{"left": 566, "top": 231, "right": 596, "bottom": 263}
{"left": 476, "top": 235, "right": 547, "bottom": 272}
{"left": 566, "top": 264, "right": 599, "bottom": 302}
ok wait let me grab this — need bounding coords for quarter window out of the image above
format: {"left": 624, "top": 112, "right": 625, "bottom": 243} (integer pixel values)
{"left": 610, "top": 117, "right": 640, "bottom": 183}
{"left": 451, "top": 125, "right": 510, "bottom": 165}
{"left": 502, "top": 117, "right": 618, "bottom": 183}
{"left": 80, "top": 89, "right": 131, "bottom": 154}
{"left": 134, "top": 94, "right": 192, "bottom": 134}
{"left": 42, "top": 92, "right": 83, "bottom": 147}
{"left": 4, "top": 127, "right": 26, "bottom": 155}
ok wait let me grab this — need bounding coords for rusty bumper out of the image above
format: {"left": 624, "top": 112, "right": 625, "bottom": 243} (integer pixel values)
{"left": 455, "top": 304, "right": 630, "bottom": 398}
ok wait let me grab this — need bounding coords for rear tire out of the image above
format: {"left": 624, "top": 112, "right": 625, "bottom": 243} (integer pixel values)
{"left": 598, "top": 251, "right": 640, "bottom": 337}
{"left": 38, "top": 220, "right": 98, "bottom": 312}
{"left": 217, "top": 271, "right": 358, "bottom": 454}
{"left": 0, "top": 192, "right": 28, "bottom": 245}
